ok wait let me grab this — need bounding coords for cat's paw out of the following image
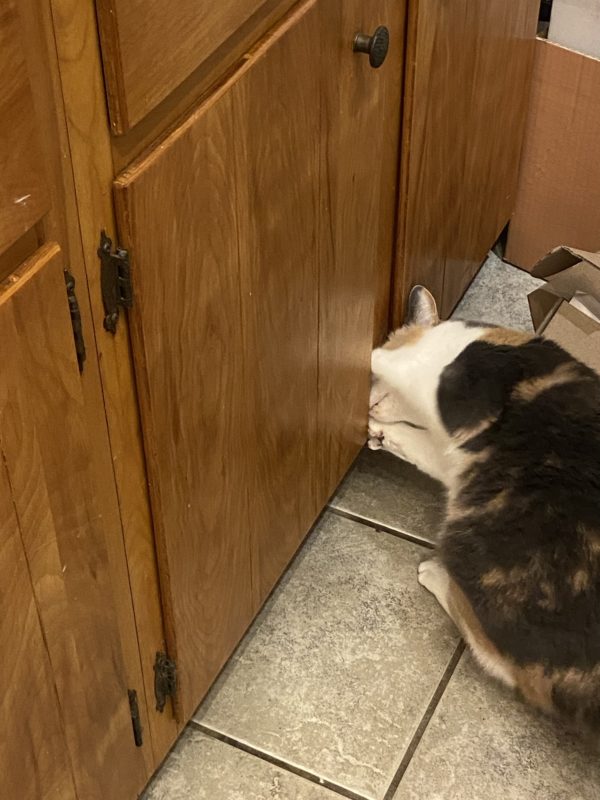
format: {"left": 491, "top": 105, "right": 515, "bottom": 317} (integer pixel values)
{"left": 369, "top": 389, "right": 399, "bottom": 423}
{"left": 417, "top": 558, "right": 448, "bottom": 595}
{"left": 368, "top": 420, "right": 385, "bottom": 450}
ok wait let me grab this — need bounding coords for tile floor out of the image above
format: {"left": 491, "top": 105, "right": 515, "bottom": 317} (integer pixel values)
{"left": 143, "top": 257, "right": 598, "bottom": 800}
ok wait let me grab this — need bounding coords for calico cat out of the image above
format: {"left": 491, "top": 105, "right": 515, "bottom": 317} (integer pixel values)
{"left": 369, "top": 285, "right": 600, "bottom": 731}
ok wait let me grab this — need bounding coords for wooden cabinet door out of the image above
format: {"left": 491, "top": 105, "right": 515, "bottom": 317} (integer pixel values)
{"left": 0, "top": 245, "right": 147, "bottom": 800}
{"left": 113, "top": 0, "right": 404, "bottom": 717}
{"left": 96, "top": 0, "right": 297, "bottom": 130}
{"left": 113, "top": 1, "right": 321, "bottom": 719}
{"left": 1, "top": 455, "right": 76, "bottom": 800}
{"left": 394, "top": 0, "right": 539, "bottom": 320}
{"left": 0, "top": 0, "right": 49, "bottom": 253}
{"left": 318, "top": 0, "right": 406, "bottom": 499}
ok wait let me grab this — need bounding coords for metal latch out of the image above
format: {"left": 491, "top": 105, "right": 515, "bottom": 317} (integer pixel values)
{"left": 154, "top": 652, "right": 177, "bottom": 713}
{"left": 64, "top": 270, "right": 86, "bottom": 373}
{"left": 128, "top": 689, "right": 143, "bottom": 747}
{"left": 98, "top": 230, "right": 132, "bottom": 334}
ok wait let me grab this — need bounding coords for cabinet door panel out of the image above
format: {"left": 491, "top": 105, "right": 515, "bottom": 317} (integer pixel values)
{"left": 114, "top": 1, "right": 321, "bottom": 715}
{"left": 114, "top": 0, "right": 403, "bottom": 714}
{"left": 0, "top": 456, "right": 76, "bottom": 800}
{"left": 0, "top": 245, "right": 147, "bottom": 800}
{"left": 0, "top": 0, "right": 49, "bottom": 251}
{"left": 96, "top": 0, "right": 295, "bottom": 130}
{"left": 394, "top": 0, "right": 538, "bottom": 320}
{"left": 318, "top": 0, "right": 406, "bottom": 499}
{"left": 114, "top": 84, "right": 254, "bottom": 720}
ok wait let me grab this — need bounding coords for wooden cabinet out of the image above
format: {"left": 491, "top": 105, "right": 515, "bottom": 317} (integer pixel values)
{"left": 0, "top": 245, "right": 148, "bottom": 800}
{"left": 1, "top": 5, "right": 158, "bottom": 798}
{"left": 96, "top": 0, "right": 298, "bottom": 131}
{"left": 112, "top": 0, "right": 404, "bottom": 720}
{"left": 393, "top": 0, "right": 539, "bottom": 321}
{"left": 0, "top": 0, "right": 49, "bottom": 256}
{"left": 318, "top": 0, "right": 405, "bottom": 496}
{"left": 1, "top": 440, "right": 76, "bottom": 800}
{"left": 1, "top": 0, "right": 537, "bottom": 797}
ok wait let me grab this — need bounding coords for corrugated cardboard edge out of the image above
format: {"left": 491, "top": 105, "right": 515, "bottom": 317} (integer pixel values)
{"left": 528, "top": 285, "right": 562, "bottom": 330}
{"left": 531, "top": 246, "right": 600, "bottom": 278}
{"left": 529, "top": 246, "right": 600, "bottom": 328}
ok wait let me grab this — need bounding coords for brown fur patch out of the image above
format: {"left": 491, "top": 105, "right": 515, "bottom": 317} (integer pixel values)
{"left": 514, "top": 663, "right": 554, "bottom": 713}
{"left": 480, "top": 328, "right": 534, "bottom": 347}
{"left": 451, "top": 445, "right": 494, "bottom": 489}
{"left": 538, "top": 580, "right": 557, "bottom": 611}
{"left": 480, "top": 565, "right": 530, "bottom": 608}
{"left": 570, "top": 569, "right": 590, "bottom": 594}
{"left": 544, "top": 453, "right": 562, "bottom": 468}
{"left": 578, "top": 524, "right": 600, "bottom": 557}
{"left": 445, "top": 574, "right": 598, "bottom": 723}
{"left": 452, "top": 417, "right": 496, "bottom": 447}
{"left": 446, "top": 579, "right": 516, "bottom": 685}
{"left": 382, "top": 325, "right": 425, "bottom": 350}
{"left": 512, "top": 362, "right": 582, "bottom": 402}
{"left": 446, "top": 488, "right": 509, "bottom": 523}
{"left": 479, "top": 556, "right": 552, "bottom": 615}
{"left": 485, "top": 488, "right": 510, "bottom": 513}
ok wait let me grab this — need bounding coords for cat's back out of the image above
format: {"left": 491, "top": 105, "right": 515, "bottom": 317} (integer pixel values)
{"left": 438, "top": 330, "right": 600, "bottom": 725}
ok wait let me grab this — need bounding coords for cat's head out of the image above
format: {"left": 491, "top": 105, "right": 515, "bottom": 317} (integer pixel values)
{"left": 371, "top": 286, "right": 533, "bottom": 438}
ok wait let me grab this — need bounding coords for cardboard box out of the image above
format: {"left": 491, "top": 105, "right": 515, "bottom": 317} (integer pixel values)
{"left": 505, "top": 39, "right": 600, "bottom": 271}
{"left": 548, "top": 0, "right": 600, "bottom": 60}
{"left": 528, "top": 246, "right": 600, "bottom": 373}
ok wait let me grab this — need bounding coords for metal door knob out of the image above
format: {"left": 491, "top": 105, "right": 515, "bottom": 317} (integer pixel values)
{"left": 353, "top": 26, "right": 390, "bottom": 69}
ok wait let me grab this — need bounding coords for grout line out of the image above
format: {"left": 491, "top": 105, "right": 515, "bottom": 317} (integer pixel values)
{"left": 327, "top": 506, "right": 436, "bottom": 550}
{"left": 382, "top": 641, "right": 466, "bottom": 800}
{"left": 191, "top": 722, "right": 371, "bottom": 800}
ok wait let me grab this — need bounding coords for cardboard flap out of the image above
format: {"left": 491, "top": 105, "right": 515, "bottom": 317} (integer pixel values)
{"left": 570, "top": 249, "right": 600, "bottom": 270}
{"left": 548, "top": 261, "right": 600, "bottom": 300}
{"left": 531, "top": 246, "right": 583, "bottom": 278}
{"left": 528, "top": 286, "right": 562, "bottom": 330}
{"left": 532, "top": 246, "right": 600, "bottom": 279}
{"left": 542, "top": 301, "right": 600, "bottom": 374}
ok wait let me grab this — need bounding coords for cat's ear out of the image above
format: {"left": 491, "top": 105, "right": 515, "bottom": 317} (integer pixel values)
{"left": 407, "top": 286, "right": 439, "bottom": 327}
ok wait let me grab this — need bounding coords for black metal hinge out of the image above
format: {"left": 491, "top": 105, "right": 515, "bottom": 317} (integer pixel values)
{"left": 154, "top": 651, "right": 177, "bottom": 713}
{"left": 64, "top": 270, "right": 86, "bottom": 373}
{"left": 98, "top": 230, "right": 132, "bottom": 334}
{"left": 128, "top": 689, "right": 143, "bottom": 747}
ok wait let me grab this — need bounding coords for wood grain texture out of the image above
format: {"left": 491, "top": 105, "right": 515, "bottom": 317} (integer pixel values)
{"left": 50, "top": 0, "right": 178, "bottom": 756}
{"left": 114, "top": 84, "right": 255, "bottom": 720}
{"left": 111, "top": 0, "right": 297, "bottom": 168}
{"left": 234, "top": 1, "right": 321, "bottom": 605}
{"left": 318, "top": 0, "right": 405, "bottom": 500}
{"left": 0, "top": 0, "right": 49, "bottom": 252}
{"left": 0, "top": 244, "right": 147, "bottom": 800}
{"left": 393, "top": 0, "right": 538, "bottom": 322}
{"left": 0, "top": 455, "right": 77, "bottom": 800}
{"left": 372, "top": 1, "right": 406, "bottom": 345}
{"left": 17, "top": 1, "right": 155, "bottom": 779}
{"left": 0, "top": 226, "right": 40, "bottom": 283}
{"left": 96, "top": 0, "right": 295, "bottom": 131}
{"left": 115, "top": 0, "right": 400, "bottom": 665}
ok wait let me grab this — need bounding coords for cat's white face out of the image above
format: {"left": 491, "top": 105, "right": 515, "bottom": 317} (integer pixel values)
{"left": 369, "top": 288, "right": 485, "bottom": 486}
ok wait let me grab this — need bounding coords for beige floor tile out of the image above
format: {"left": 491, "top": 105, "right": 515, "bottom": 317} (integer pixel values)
{"left": 329, "top": 449, "right": 444, "bottom": 544}
{"left": 393, "top": 652, "right": 600, "bottom": 800}
{"left": 143, "top": 727, "right": 341, "bottom": 799}
{"left": 194, "top": 512, "right": 459, "bottom": 799}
